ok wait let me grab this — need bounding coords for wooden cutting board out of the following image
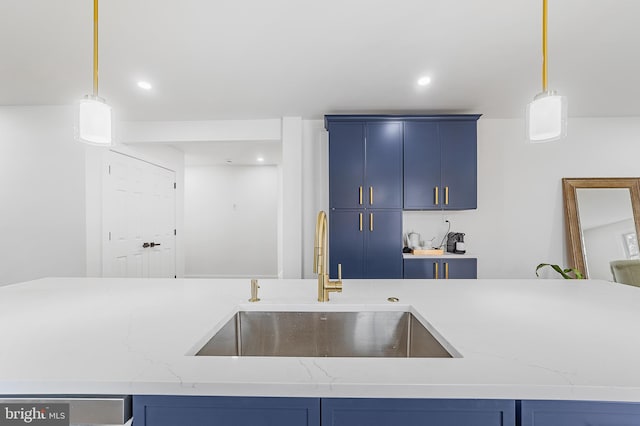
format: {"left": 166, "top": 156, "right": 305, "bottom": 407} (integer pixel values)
{"left": 411, "top": 249, "right": 444, "bottom": 255}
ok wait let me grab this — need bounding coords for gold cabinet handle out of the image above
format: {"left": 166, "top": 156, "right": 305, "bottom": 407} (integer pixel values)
{"left": 359, "top": 213, "right": 363, "bottom": 231}
{"left": 445, "top": 262, "right": 449, "bottom": 279}
{"left": 434, "top": 262, "right": 439, "bottom": 280}
{"left": 359, "top": 186, "right": 363, "bottom": 205}
{"left": 445, "top": 186, "right": 449, "bottom": 205}
{"left": 369, "top": 213, "right": 374, "bottom": 231}
{"left": 435, "top": 187, "right": 439, "bottom": 205}
{"left": 338, "top": 263, "right": 342, "bottom": 281}
{"left": 369, "top": 186, "right": 373, "bottom": 205}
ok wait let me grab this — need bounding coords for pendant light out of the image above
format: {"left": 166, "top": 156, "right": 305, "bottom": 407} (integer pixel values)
{"left": 75, "top": 0, "right": 112, "bottom": 146}
{"left": 526, "top": 0, "right": 567, "bottom": 143}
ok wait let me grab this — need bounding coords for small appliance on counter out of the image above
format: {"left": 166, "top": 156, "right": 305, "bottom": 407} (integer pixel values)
{"left": 446, "top": 232, "right": 466, "bottom": 254}
{"left": 404, "top": 231, "right": 443, "bottom": 255}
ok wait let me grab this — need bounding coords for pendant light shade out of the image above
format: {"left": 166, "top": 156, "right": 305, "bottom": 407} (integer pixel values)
{"left": 526, "top": 0, "right": 566, "bottom": 143}
{"left": 526, "top": 91, "right": 567, "bottom": 142}
{"left": 75, "top": 0, "right": 112, "bottom": 146}
{"left": 77, "top": 95, "right": 112, "bottom": 146}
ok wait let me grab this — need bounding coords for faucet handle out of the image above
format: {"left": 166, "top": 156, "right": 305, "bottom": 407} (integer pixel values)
{"left": 249, "top": 279, "right": 260, "bottom": 302}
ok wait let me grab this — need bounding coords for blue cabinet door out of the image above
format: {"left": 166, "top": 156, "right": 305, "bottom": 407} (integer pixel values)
{"left": 403, "top": 121, "right": 441, "bottom": 209}
{"left": 329, "top": 210, "right": 365, "bottom": 279}
{"left": 404, "top": 258, "right": 477, "bottom": 279}
{"left": 440, "top": 121, "right": 477, "bottom": 210}
{"left": 365, "top": 122, "right": 403, "bottom": 209}
{"left": 322, "top": 398, "right": 515, "bottom": 426}
{"left": 328, "top": 122, "right": 365, "bottom": 209}
{"left": 403, "top": 118, "right": 478, "bottom": 210}
{"left": 329, "top": 209, "right": 402, "bottom": 279}
{"left": 520, "top": 400, "right": 640, "bottom": 426}
{"left": 443, "top": 258, "right": 478, "bottom": 279}
{"left": 364, "top": 210, "right": 403, "bottom": 278}
{"left": 133, "top": 396, "right": 320, "bottom": 426}
{"left": 403, "top": 259, "right": 438, "bottom": 279}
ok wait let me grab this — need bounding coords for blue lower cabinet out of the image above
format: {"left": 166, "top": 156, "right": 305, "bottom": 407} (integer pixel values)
{"left": 322, "top": 398, "right": 515, "bottom": 426}
{"left": 404, "top": 258, "right": 477, "bottom": 279}
{"left": 133, "top": 396, "right": 320, "bottom": 426}
{"left": 520, "top": 400, "right": 640, "bottom": 426}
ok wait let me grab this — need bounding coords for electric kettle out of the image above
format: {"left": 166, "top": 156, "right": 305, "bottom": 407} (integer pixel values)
{"left": 407, "top": 232, "right": 421, "bottom": 249}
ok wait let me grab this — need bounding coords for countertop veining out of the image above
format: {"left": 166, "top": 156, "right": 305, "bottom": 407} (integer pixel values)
{"left": 1, "top": 277, "right": 639, "bottom": 401}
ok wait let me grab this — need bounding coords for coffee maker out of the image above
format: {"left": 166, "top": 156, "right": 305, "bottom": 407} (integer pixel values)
{"left": 446, "top": 232, "right": 466, "bottom": 254}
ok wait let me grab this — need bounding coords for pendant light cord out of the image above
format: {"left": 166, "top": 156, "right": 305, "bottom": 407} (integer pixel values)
{"left": 542, "top": 0, "right": 548, "bottom": 92}
{"left": 93, "top": 0, "right": 99, "bottom": 97}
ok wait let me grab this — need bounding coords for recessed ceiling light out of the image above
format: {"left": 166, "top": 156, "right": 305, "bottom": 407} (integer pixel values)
{"left": 137, "top": 81, "right": 152, "bottom": 90}
{"left": 257, "top": 157, "right": 265, "bottom": 162}
{"left": 417, "top": 76, "right": 432, "bottom": 86}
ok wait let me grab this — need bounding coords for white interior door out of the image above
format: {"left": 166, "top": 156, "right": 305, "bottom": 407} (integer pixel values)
{"left": 103, "top": 152, "right": 176, "bottom": 278}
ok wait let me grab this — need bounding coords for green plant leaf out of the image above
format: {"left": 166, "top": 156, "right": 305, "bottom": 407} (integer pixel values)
{"left": 536, "top": 263, "right": 585, "bottom": 279}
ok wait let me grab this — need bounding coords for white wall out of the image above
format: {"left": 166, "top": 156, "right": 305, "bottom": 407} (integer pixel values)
{"left": 0, "top": 106, "right": 86, "bottom": 286}
{"left": 400, "top": 117, "right": 640, "bottom": 279}
{"left": 301, "top": 120, "right": 329, "bottom": 278}
{"left": 184, "top": 165, "right": 278, "bottom": 278}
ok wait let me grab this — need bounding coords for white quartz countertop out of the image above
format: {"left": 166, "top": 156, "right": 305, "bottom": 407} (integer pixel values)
{"left": 1, "top": 277, "right": 640, "bottom": 401}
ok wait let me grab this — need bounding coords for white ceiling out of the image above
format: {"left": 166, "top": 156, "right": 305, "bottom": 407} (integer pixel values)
{"left": 2, "top": 0, "right": 639, "bottom": 122}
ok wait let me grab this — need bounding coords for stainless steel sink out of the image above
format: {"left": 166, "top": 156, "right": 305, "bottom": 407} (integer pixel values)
{"left": 195, "top": 311, "right": 453, "bottom": 358}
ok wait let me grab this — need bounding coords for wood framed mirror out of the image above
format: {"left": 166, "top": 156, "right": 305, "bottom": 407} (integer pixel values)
{"left": 563, "top": 178, "right": 640, "bottom": 280}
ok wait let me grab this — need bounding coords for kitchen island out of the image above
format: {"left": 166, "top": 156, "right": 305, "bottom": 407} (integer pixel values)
{"left": 2, "top": 277, "right": 640, "bottom": 424}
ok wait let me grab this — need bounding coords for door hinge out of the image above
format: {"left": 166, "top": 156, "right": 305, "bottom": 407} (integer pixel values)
{"left": 173, "top": 182, "right": 176, "bottom": 189}
{"left": 108, "top": 165, "right": 111, "bottom": 175}
{"left": 108, "top": 232, "right": 111, "bottom": 241}
{"left": 174, "top": 229, "right": 176, "bottom": 236}
{"left": 174, "top": 275, "right": 177, "bottom": 279}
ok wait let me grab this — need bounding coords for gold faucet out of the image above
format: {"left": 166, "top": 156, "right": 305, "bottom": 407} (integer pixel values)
{"left": 314, "top": 211, "right": 342, "bottom": 302}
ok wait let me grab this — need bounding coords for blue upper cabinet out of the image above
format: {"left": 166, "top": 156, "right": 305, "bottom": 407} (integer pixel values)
{"left": 364, "top": 122, "right": 403, "bottom": 209}
{"left": 327, "top": 120, "right": 402, "bottom": 209}
{"left": 328, "top": 122, "right": 365, "bottom": 209}
{"left": 403, "top": 121, "right": 441, "bottom": 209}
{"left": 440, "top": 121, "right": 478, "bottom": 210}
{"left": 403, "top": 116, "right": 480, "bottom": 210}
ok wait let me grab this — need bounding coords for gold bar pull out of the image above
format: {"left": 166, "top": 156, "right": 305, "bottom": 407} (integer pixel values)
{"left": 445, "top": 262, "right": 449, "bottom": 279}
{"left": 434, "top": 262, "right": 439, "bottom": 280}
{"left": 435, "top": 187, "right": 439, "bottom": 205}
{"left": 359, "top": 186, "right": 363, "bottom": 205}
{"left": 369, "top": 213, "right": 374, "bottom": 231}
{"left": 445, "top": 186, "right": 449, "bottom": 205}
{"left": 369, "top": 186, "right": 373, "bottom": 205}
{"left": 338, "top": 263, "right": 342, "bottom": 280}
{"left": 359, "top": 213, "right": 363, "bottom": 231}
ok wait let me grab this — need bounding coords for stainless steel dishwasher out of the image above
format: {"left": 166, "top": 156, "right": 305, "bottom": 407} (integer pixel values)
{"left": 0, "top": 395, "right": 132, "bottom": 425}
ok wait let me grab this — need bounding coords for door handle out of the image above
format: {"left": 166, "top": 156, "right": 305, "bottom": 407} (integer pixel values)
{"left": 359, "top": 213, "right": 363, "bottom": 231}
{"left": 445, "top": 262, "right": 449, "bottom": 279}
{"left": 434, "top": 262, "right": 439, "bottom": 280}
{"left": 445, "top": 186, "right": 449, "bottom": 205}
{"left": 150, "top": 242, "right": 161, "bottom": 247}
{"left": 434, "top": 187, "right": 439, "bottom": 205}
{"left": 369, "top": 186, "right": 373, "bottom": 205}
{"left": 142, "top": 242, "right": 150, "bottom": 248}
{"left": 369, "top": 213, "right": 373, "bottom": 232}
{"left": 359, "top": 186, "right": 363, "bottom": 205}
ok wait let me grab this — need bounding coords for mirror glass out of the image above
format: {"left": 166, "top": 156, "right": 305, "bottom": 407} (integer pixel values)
{"left": 576, "top": 188, "right": 639, "bottom": 280}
